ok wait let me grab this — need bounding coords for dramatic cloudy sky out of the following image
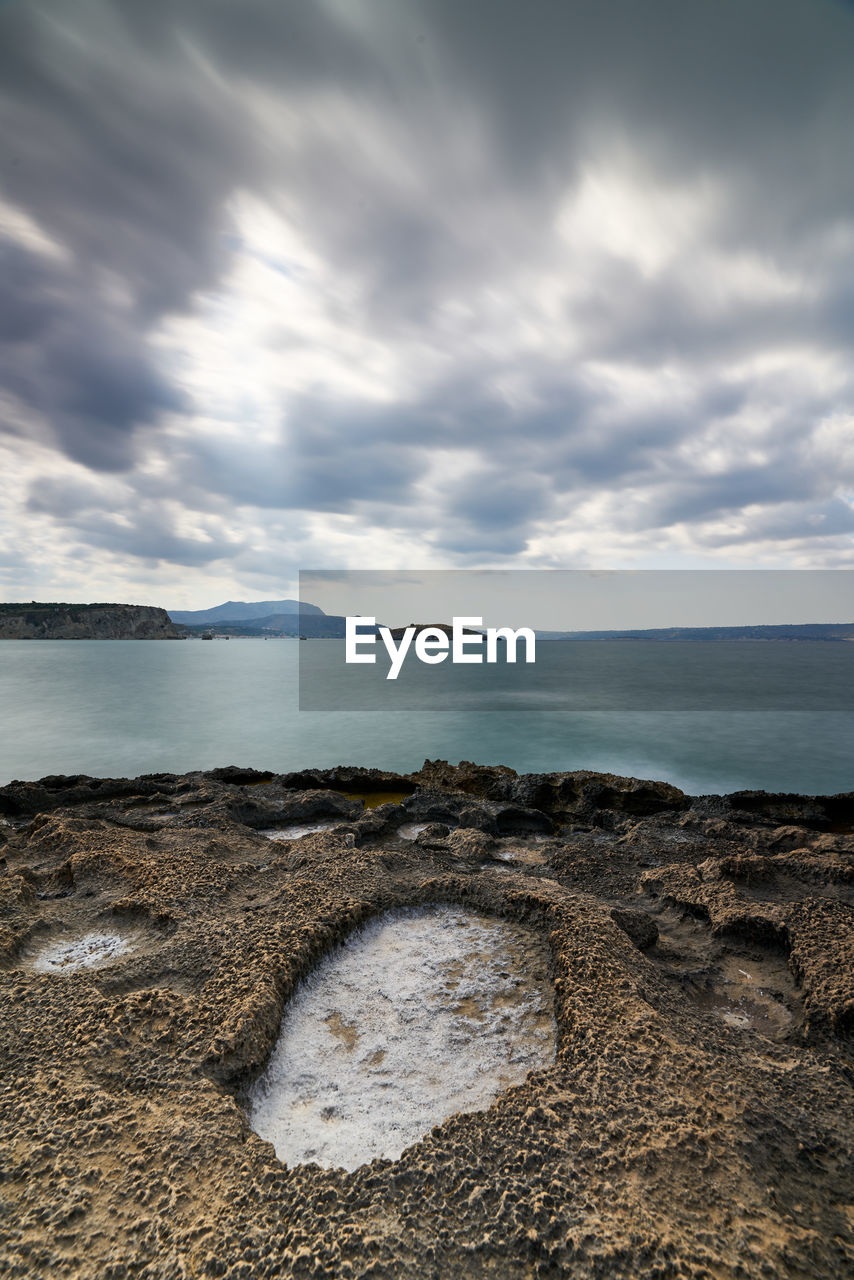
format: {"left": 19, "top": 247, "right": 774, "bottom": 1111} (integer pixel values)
{"left": 2, "top": 0, "right": 854, "bottom": 607}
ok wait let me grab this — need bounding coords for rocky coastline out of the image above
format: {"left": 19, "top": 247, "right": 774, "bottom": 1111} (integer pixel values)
{"left": 0, "top": 604, "right": 184, "bottom": 640}
{"left": 1, "top": 761, "right": 853, "bottom": 1279}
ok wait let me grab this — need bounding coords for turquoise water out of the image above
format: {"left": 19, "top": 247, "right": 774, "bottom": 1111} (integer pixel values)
{"left": 0, "top": 639, "right": 852, "bottom": 795}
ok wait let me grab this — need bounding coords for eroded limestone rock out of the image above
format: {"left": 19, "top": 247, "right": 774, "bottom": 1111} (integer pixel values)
{"left": 1, "top": 762, "right": 852, "bottom": 1280}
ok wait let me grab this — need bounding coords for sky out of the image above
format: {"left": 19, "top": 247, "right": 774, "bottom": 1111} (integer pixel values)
{"left": 301, "top": 570, "right": 854, "bottom": 631}
{"left": 1, "top": 0, "right": 854, "bottom": 610}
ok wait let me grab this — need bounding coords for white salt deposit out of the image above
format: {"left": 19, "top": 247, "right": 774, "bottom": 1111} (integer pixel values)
{"left": 396, "top": 822, "right": 431, "bottom": 839}
{"left": 260, "top": 822, "right": 338, "bottom": 841}
{"left": 493, "top": 845, "right": 549, "bottom": 866}
{"left": 248, "top": 905, "right": 556, "bottom": 1171}
{"left": 26, "top": 930, "right": 135, "bottom": 973}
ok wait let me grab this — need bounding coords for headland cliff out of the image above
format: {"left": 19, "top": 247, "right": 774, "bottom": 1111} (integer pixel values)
{"left": 0, "top": 602, "right": 184, "bottom": 639}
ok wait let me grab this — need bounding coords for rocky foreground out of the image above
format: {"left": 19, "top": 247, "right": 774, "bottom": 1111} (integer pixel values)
{"left": 1, "top": 762, "right": 853, "bottom": 1280}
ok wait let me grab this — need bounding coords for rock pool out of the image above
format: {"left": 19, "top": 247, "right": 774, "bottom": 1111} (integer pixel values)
{"left": 24, "top": 930, "right": 136, "bottom": 972}
{"left": 248, "top": 905, "right": 556, "bottom": 1170}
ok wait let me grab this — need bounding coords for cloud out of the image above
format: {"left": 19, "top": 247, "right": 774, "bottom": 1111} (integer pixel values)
{"left": 0, "top": 230, "right": 186, "bottom": 469}
{"left": 1, "top": 0, "right": 854, "bottom": 600}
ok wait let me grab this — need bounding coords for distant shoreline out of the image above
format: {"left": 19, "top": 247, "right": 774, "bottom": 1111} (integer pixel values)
{"left": 1, "top": 601, "right": 852, "bottom": 642}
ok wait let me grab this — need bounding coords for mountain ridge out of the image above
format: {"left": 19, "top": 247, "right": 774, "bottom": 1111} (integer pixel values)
{"left": 168, "top": 599, "right": 324, "bottom": 626}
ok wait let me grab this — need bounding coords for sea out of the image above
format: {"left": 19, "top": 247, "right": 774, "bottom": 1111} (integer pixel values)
{"left": 0, "top": 638, "right": 852, "bottom": 796}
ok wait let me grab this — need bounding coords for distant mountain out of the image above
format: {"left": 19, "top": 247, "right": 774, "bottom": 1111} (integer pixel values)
{"left": 168, "top": 599, "right": 324, "bottom": 626}
{"left": 181, "top": 612, "right": 369, "bottom": 638}
{"left": 536, "top": 622, "right": 854, "bottom": 641}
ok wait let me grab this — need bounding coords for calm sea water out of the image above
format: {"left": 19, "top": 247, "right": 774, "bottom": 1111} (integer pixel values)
{"left": 0, "top": 639, "right": 852, "bottom": 795}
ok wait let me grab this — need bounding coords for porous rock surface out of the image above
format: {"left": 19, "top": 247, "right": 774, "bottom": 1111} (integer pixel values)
{"left": 1, "top": 761, "right": 853, "bottom": 1280}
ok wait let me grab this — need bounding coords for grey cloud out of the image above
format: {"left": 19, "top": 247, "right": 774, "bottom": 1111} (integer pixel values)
{"left": 546, "top": 411, "right": 689, "bottom": 489}
{"left": 0, "top": 0, "right": 262, "bottom": 471}
{"left": 26, "top": 474, "right": 118, "bottom": 519}
{"left": 707, "top": 498, "right": 854, "bottom": 546}
{"left": 1, "top": 0, "right": 854, "bottom": 574}
{"left": 0, "top": 238, "right": 184, "bottom": 469}
{"left": 5, "top": 0, "right": 854, "bottom": 330}
{"left": 424, "top": 0, "right": 854, "bottom": 236}
{"left": 0, "top": 242, "right": 56, "bottom": 342}
{"left": 569, "top": 259, "right": 801, "bottom": 368}
{"left": 65, "top": 510, "right": 246, "bottom": 569}
{"left": 429, "top": 521, "right": 534, "bottom": 559}
{"left": 24, "top": 472, "right": 246, "bottom": 567}
{"left": 440, "top": 470, "right": 552, "bottom": 531}
{"left": 645, "top": 459, "right": 846, "bottom": 531}
{"left": 175, "top": 401, "right": 430, "bottom": 513}
{"left": 0, "top": 5, "right": 256, "bottom": 318}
